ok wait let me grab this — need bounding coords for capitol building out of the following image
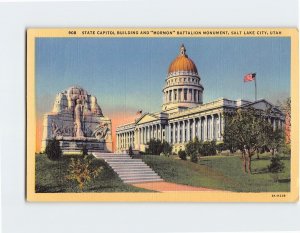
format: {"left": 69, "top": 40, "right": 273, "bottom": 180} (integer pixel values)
{"left": 116, "top": 44, "right": 285, "bottom": 153}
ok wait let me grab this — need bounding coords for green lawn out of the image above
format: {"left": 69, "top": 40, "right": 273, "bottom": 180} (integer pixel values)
{"left": 142, "top": 153, "right": 290, "bottom": 192}
{"left": 35, "top": 154, "right": 150, "bottom": 193}
{"left": 36, "top": 153, "right": 290, "bottom": 193}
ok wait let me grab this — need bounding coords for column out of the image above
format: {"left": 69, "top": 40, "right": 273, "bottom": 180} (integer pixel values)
{"left": 204, "top": 116, "right": 207, "bottom": 141}
{"left": 120, "top": 134, "right": 122, "bottom": 148}
{"left": 212, "top": 115, "right": 215, "bottom": 140}
{"left": 182, "top": 120, "right": 186, "bottom": 143}
{"left": 167, "top": 124, "right": 171, "bottom": 143}
{"left": 141, "top": 128, "right": 144, "bottom": 144}
{"left": 172, "top": 123, "right": 176, "bottom": 144}
{"left": 198, "top": 117, "right": 201, "bottom": 139}
{"left": 177, "top": 122, "right": 181, "bottom": 143}
{"left": 218, "top": 113, "right": 222, "bottom": 139}
{"left": 193, "top": 118, "right": 196, "bottom": 140}
{"left": 187, "top": 120, "right": 190, "bottom": 141}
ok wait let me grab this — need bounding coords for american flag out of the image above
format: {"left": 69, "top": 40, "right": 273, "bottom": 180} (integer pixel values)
{"left": 244, "top": 73, "right": 256, "bottom": 82}
{"left": 136, "top": 110, "right": 142, "bottom": 115}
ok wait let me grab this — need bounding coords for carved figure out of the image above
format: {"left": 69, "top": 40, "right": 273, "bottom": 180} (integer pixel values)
{"left": 92, "top": 122, "right": 109, "bottom": 141}
{"left": 74, "top": 99, "right": 84, "bottom": 138}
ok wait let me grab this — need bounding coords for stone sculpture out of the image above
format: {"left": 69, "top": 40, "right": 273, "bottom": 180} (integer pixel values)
{"left": 41, "top": 86, "right": 112, "bottom": 153}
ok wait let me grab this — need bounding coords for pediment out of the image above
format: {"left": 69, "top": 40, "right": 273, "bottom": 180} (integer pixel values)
{"left": 136, "top": 113, "right": 159, "bottom": 125}
{"left": 242, "top": 99, "right": 283, "bottom": 115}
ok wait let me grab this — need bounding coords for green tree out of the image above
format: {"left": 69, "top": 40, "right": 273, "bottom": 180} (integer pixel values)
{"left": 178, "top": 149, "right": 187, "bottom": 160}
{"left": 45, "top": 138, "right": 62, "bottom": 161}
{"left": 146, "top": 139, "right": 163, "bottom": 155}
{"left": 278, "top": 97, "right": 291, "bottom": 144}
{"left": 186, "top": 137, "right": 200, "bottom": 163}
{"left": 162, "top": 141, "right": 172, "bottom": 157}
{"left": 265, "top": 128, "right": 285, "bottom": 156}
{"left": 223, "top": 108, "right": 269, "bottom": 173}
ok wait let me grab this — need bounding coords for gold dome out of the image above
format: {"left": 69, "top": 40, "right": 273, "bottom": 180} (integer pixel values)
{"left": 168, "top": 44, "right": 198, "bottom": 74}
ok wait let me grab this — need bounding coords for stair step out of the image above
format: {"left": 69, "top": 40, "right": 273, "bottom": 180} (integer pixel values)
{"left": 112, "top": 168, "right": 154, "bottom": 172}
{"left": 125, "top": 178, "right": 163, "bottom": 184}
{"left": 116, "top": 170, "right": 156, "bottom": 175}
{"left": 111, "top": 164, "right": 149, "bottom": 168}
{"left": 108, "top": 161, "right": 144, "bottom": 164}
{"left": 118, "top": 173, "right": 159, "bottom": 178}
{"left": 93, "top": 152, "right": 163, "bottom": 184}
{"left": 122, "top": 176, "right": 162, "bottom": 181}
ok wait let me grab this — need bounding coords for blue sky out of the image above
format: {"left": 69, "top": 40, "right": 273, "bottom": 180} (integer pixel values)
{"left": 35, "top": 37, "right": 290, "bottom": 118}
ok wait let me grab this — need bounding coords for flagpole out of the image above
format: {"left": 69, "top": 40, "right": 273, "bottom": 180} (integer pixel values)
{"left": 254, "top": 74, "right": 257, "bottom": 101}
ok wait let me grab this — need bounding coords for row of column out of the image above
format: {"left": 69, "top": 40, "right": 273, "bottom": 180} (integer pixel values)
{"left": 167, "top": 113, "right": 223, "bottom": 144}
{"left": 137, "top": 124, "right": 164, "bottom": 145}
{"left": 116, "top": 116, "right": 285, "bottom": 151}
{"left": 117, "top": 131, "right": 135, "bottom": 150}
{"left": 116, "top": 124, "right": 166, "bottom": 151}
{"left": 164, "top": 88, "right": 201, "bottom": 103}
{"left": 270, "top": 117, "right": 284, "bottom": 130}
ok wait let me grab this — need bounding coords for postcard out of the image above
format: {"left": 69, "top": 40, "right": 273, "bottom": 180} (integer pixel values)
{"left": 26, "top": 28, "right": 298, "bottom": 202}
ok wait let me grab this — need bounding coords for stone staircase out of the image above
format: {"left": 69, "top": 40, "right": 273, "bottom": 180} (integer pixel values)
{"left": 93, "top": 153, "right": 163, "bottom": 184}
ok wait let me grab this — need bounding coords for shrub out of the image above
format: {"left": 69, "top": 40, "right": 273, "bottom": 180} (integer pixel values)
{"left": 279, "top": 144, "right": 291, "bottom": 155}
{"left": 162, "top": 141, "right": 172, "bottom": 157}
{"left": 190, "top": 151, "right": 198, "bottom": 163}
{"left": 199, "top": 141, "right": 217, "bottom": 156}
{"left": 45, "top": 138, "right": 62, "bottom": 161}
{"left": 186, "top": 139, "right": 199, "bottom": 163}
{"left": 147, "top": 139, "right": 163, "bottom": 155}
{"left": 81, "top": 145, "right": 88, "bottom": 156}
{"left": 65, "top": 156, "right": 103, "bottom": 191}
{"left": 216, "top": 142, "right": 226, "bottom": 154}
{"left": 268, "top": 155, "right": 285, "bottom": 182}
{"left": 178, "top": 149, "right": 187, "bottom": 160}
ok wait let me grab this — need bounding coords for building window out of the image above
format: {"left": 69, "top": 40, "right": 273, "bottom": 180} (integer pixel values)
{"left": 169, "top": 90, "right": 172, "bottom": 101}
{"left": 184, "top": 89, "right": 187, "bottom": 101}
{"left": 174, "top": 89, "right": 177, "bottom": 101}
{"left": 194, "top": 90, "right": 197, "bottom": 102}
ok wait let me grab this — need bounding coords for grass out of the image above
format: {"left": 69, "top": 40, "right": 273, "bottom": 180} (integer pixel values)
{"left": 142, "top": 153, "right": 290, "bottom": 192}
{"left": 35, "top": 154, "right": 150, "bottom": 193}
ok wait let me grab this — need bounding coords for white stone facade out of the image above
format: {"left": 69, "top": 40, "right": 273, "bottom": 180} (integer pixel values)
{"left": 116, "top": 45, "right": 285, "bottom": 154}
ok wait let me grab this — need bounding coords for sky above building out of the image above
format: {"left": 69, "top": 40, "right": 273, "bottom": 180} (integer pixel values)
{"left": 35, "top": 37, "right": 291, "bottom": 151}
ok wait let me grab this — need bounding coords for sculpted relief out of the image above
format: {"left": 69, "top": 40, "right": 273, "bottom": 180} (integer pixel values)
{"left": 49, "top": 87, "right": 110, "bottom": 141}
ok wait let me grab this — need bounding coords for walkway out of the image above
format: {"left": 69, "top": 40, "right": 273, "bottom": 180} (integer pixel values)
{"left": 132, "top": 181, "right": 217, "bottom": 192}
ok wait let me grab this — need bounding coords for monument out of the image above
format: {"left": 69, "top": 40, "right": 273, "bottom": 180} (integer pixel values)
{"left": 41, "top": 86, "right": 112, "bottom": 153}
